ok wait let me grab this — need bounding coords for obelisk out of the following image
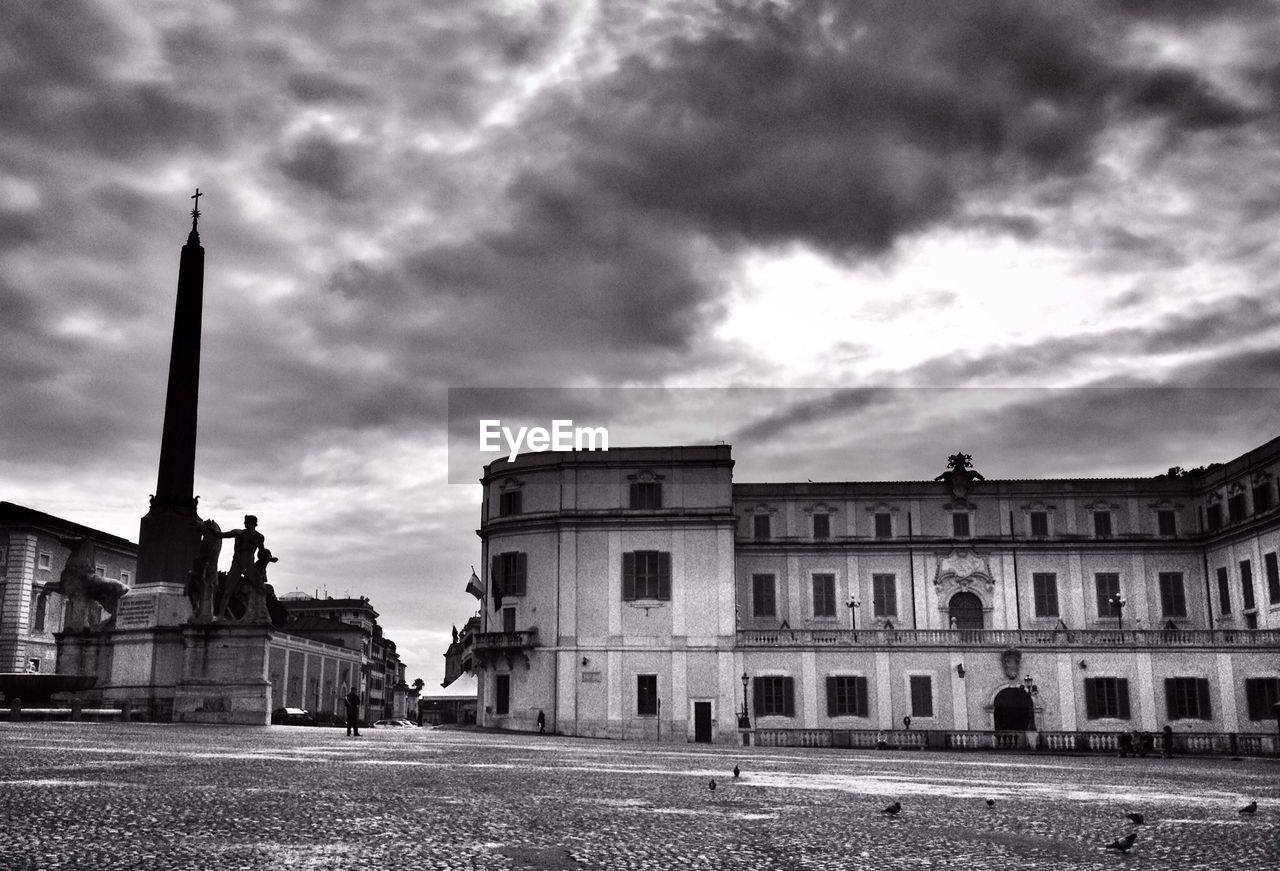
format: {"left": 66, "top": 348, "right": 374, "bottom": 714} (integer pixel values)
{"left": 135, "top": 190, "right": 206, "bottom": 587}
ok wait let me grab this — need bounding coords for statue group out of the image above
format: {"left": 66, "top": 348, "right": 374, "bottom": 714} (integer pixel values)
{"left": 44, "top": 537, "right": 130, "bottom": 631}
{"left": 187, "top": 514, "right": 286, "bottom": 626}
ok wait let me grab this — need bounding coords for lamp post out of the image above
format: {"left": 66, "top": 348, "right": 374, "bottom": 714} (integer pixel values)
{"left": 1022, "top": 674, "right": 1039, "bottom": 732}
{"left": 739, "top": 672, "right": 751, "bottom": 742}
{"left": 1109, "top": 592, "right": 1127, "bottom": 633}
{"left": 846, "top": 596, "right": 861, "bottom": 631}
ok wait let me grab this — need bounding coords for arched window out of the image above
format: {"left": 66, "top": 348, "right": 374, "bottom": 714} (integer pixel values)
{"left": 948, "top": 591, "right": 983, "bottom": 631}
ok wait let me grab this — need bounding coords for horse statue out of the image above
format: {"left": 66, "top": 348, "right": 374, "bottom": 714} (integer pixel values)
{"left": 43, "top": 537, "right": 129, "bottom": 631}
{"left": 186, "top": 518, "right": 224, "bottom": 623}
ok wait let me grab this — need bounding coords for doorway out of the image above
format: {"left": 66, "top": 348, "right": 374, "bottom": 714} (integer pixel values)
{"left": 693, "top": 701, "right": 713, "bottom": 743}
{"left": 993, "top": 686, "right": 1033, "bottom": 731}
{"left": 948, "top": 591, "right": 984, "bottom": 631}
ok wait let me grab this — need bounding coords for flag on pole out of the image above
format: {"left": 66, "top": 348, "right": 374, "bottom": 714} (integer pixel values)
{"left": 465, "top": 567, "right": 484, "bottom": 600}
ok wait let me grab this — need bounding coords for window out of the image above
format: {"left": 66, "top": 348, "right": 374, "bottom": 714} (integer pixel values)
{"left": 33, "top": 592, "right": 47, "bottom": 633}
{"left": 1245, "top": 678, "right": 1280, "bottom": 721}
{"left": 1032, "top": 573, "right": 1059, "bottom": 618}
{"left": 1029, "top": 511, "right": 1049, "bottom": 537}
{"left": 1094, "top": 573, "right": 1120, "bottom": 619}
{"left": 752, "top": 573, "right": 776, "bottom": 617}
{"left": 1157, "top": 510, "right": 1177, "bottom": 536}
{"left": 952, "top": 512, "right": 971, "bottom": 538}
{"left": 637, "top": 674, "right": 658, "bottom": 717}
{"left": 1084, "top": 677, "right": 1131, "bottom": 719}
{"left": 37, "top": 552, "right": 52, "bottom": 571}
{"left": 872, "top": 574, "right": 897, "bottom": 618}
{"left": 119, "top": 570, "right": 131, "bottom": 585}
{"left": 812, "top": 514, "right": 830, "bottom": 540}
{"left": 1165, "top": 677, "right": 1211, "bottom": 720}
{"left": 811, "top": 573, "right": 836, "bottom": 618}
{"left": 1217, "top": 567, "right": 1231, "bottom": 614}
{"left": 753, "top": 676, "right": 795, "bottom": 717}
{"left": 630, "top": 482, "right": 662, "bottom": 509}
{"left": 1092, "top": 511, "right": 1112, "bottom": 538}
{"left": 491, "top": 552, "right": 527, "bottom": 598}
{"left": 1254, "top": 483, "right": 1272, "bottom": 513}
{"left": 874, "top": 513, "right": 892, "bottom": 538}
{"left": 1159, "top": 572, "right": 1186, "bottom": 619}
{"left": 502, "top": 607, "right": 516, "bottom": 634}
{"left": 1228, "top": 492, "right": 1246, "bottom": 524}
{"left": 1241, "top": 560, "right": 1256, "bottom": 611}
{"left": 498, "top": 490, "right": 522, "bottom": 517}
{"left": 909, "top": 675, "right": 933, "bottom": 718}
{"left": 495, "top": 674, "right": 510, "bottom": 715}
{"left": 1206, "top": 502, "right": 1222, "bottom": 531}
{"left": 826, "top": 675, "right": 869, "bottom": 717}
{"left": 1266, "top": 552, "right": 1280, "bottom": 606}
{"left": 95, "top": 565, "right": 106, "bottom": 578}
{"left": 622, "top": 551, "right": 671, "bottom": 601}
{"left": 753, "top": 514, "right": 771, "bottom": 540}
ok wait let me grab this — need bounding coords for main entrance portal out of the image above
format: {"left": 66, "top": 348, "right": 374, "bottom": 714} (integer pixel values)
{"left": 993, "top": 686, "right": 1034, "bottom": 731}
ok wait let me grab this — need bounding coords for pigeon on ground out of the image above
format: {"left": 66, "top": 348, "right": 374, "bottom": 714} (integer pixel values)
{"left": 1125, "top": 812, "right": 1145, "bottom": 825}
{"left": 1239, "top": 800, "right": 1257, "bottom": 815}
{"left": 881, "top": 801, "right": 901, "bottom": 815}
{"left": 733, "top": 765, "right": 740, "bottom": 778}
{"left": 986, "top": 799, "right": 995, "bottom": 808}
{"left": 708, "top": 778, "right": 717, "bottom": 793}
{"left": 1105, "top": 833, "right": 1137, "bottom": 853}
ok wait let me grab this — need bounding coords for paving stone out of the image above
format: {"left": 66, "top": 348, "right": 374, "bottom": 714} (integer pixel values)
{"left": 0, "top": 722, "right": 1276, "bottom": 869}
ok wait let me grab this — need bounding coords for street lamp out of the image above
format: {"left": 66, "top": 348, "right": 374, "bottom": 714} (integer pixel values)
{"left": 1109, "top": 592, "right": 1127, "bottom": 633}
{"left": 1022, "top": 674, "right": 1039, "bottom": 732}
{"left": 739, "top": 672, "right": 750, "bottom": 727}
{"left": 846, "top": 596, "right": 861, "bottom": 631}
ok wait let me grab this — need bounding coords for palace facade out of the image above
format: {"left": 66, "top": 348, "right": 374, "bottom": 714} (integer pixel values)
{"left": 446, "top": 439, "right": 1280, "bottom": 752}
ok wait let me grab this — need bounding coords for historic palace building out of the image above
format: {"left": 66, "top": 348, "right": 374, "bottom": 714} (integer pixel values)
{"left": 444, "top": 439, "right": 1280, "bottom": 752}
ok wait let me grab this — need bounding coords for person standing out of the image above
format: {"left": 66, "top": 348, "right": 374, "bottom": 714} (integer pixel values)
{"left": 1162, "top": 724, "right": 1174, "bottom": 758}
{"left": 345, "top": 688, "right": 361, "bottom": 737}
{"left": 537, "top": 710, "right": 546, "bottom": 735}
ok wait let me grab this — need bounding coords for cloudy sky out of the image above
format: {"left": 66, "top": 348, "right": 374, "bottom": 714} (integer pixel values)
{"left": 4, "top": 0, "right": 1280, "bottom": 691}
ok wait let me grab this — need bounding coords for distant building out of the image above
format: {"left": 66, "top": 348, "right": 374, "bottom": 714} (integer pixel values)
{"left": 0, "top": 502, "right": 137, "bottom": 674}
{"left": 448, "top": 440, "right": 1280, "bottom": 751}
{"left": 418, "top": 694, "right": 477, "bottom": 726}
{"left": 278, "top": 593, "right": 416, "bottom": 724}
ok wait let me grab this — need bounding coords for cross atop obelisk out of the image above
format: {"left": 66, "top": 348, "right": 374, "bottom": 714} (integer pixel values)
{"left": 135, "top": 190, "right": 207, "bottom": 586}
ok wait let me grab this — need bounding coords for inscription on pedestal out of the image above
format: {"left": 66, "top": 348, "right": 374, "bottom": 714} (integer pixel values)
{"left": 116, "top": 597, "right": 158, "bottom": 629}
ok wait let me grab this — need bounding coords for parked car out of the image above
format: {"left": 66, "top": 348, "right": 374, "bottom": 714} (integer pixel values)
{"left": 373, "top": 718, "right": 416, "bottom": 728}
{"left": 271, "top": 707, "right": 316, "bottom": 726}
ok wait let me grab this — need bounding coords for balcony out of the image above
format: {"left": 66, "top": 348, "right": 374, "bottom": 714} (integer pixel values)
{"left": 472, "top": 628, "right": 539, "bottom": 668}
{"left": 736, "top": 627, "right": 1280, "bottom": 649}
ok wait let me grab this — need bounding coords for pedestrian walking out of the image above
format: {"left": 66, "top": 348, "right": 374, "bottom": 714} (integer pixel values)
{"left": 537, "top": 710, "right": 546, "bottom": 735}
{"left": 1162, "top": 724, "right": 1173, "bottom": 758}
{"left": 345, "top": 688, "right": 361, "bottom": 737}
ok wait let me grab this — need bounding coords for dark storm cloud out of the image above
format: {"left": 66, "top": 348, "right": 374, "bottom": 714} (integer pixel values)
{"left": 276, "top": 134, "right": 361, "bottom": 200}
{"left": 1126, "top": 67, "right": 1256, "bottom": 130}
{"left": 729, "top": 389, "right": 895, "bottom": 444}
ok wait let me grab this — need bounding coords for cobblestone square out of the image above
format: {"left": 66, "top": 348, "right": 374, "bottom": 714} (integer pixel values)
{"left": 1, "top": 722, "right": 1276, "bottom": 870}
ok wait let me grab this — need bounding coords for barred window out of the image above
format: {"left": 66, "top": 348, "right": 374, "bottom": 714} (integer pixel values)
{"left": 952, "top": 512, "right": 971, "bottom": 538}
{"left": 753, "top": 676, "right": 795, "bottom": 717}
{"left": 826, "top": 676, "right": 869, "bottom": 717}
{"left": 1093, "top": 511, "right": 1113, "bottom": 538}
{"left": 1029, "top": 511, "right": 1049, "bottom": 537}
{"left": 812, "top": 513, "right": 831, "bottom": 540}
{"left": 622, "top": 551, "right": 671, "bottom": 601}
{"left": 1084, "top": 677, "right": 1131, "bottom": 720}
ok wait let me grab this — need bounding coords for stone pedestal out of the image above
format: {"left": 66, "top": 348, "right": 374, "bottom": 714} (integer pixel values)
{"left": 173, "top": 623, "right": 272, "bottom": 725}
{"left": 55, "top": 630, "right": 114, "bottom": 692}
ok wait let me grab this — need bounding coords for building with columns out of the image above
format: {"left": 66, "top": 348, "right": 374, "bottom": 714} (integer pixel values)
{"left": 450, "top": 439, "right": 1280, "bottom": 751}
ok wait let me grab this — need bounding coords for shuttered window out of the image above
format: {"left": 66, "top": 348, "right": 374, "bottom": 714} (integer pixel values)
{"left": 1165, "top": 677, "right": 1212, "bottom": 720}
{"left": 1245, "top": 678, "right": 1280, "bottom": 721}
{"left": 753, "top": 676, "right": 795, "bottom": 717}
{"left": 1083, "top": 677, "right": 1131, "bottom": 720}
{"left": 909, "top": 675, "right": 933, "bottom": 718}
{"left": 826, "top": 676, "right": 869, "bottom": 717}
{"left": 622, "top": 551, "right": 671, "bottom": 601}
{"left": 752, "top": 573, "right": 776, "bottom": 617}
{"left": 490, "top": 552, "right": 527, "bottom": 598}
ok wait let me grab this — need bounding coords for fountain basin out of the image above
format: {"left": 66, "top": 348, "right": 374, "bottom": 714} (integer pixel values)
{"left": 0, "top": 673, "right": 97, "bottom": 704}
